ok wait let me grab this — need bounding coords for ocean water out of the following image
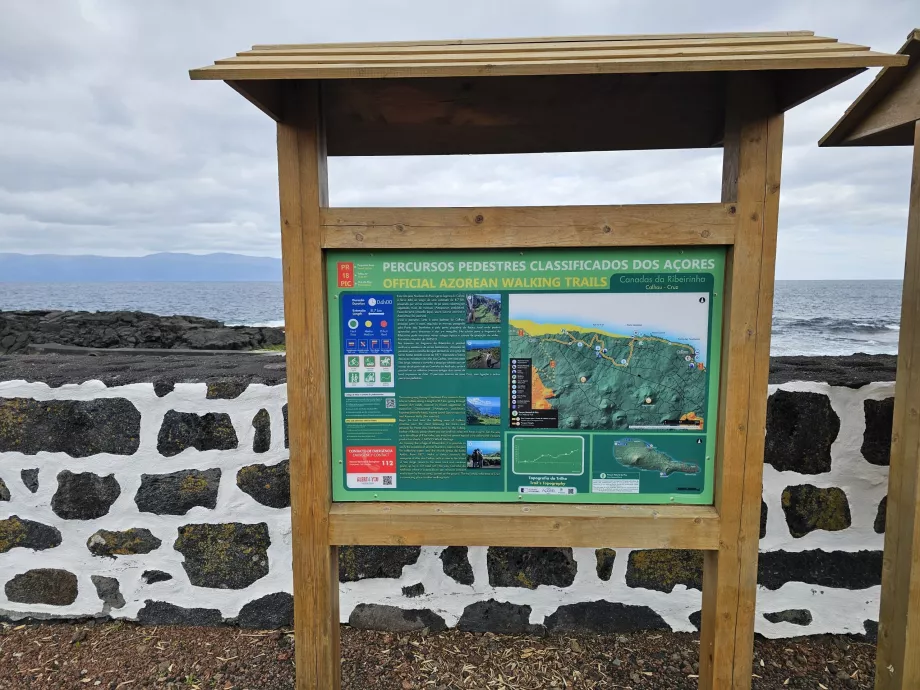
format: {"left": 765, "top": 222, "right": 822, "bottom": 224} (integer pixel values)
{"left": 772, "top": 280, "right": 901, "bottom": 356}
{"left": 0, "top": 280, "right": 903, "bottom": 357}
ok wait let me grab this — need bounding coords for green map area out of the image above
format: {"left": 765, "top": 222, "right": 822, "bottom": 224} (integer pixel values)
{"left": 512, "top": 435, "right": 584, "bottom": 475}
{"left": 509, "top": 323, "right": 707, "bottom": 429}
{"left": 613, "top": 438, "right": 700, "bottom": 475}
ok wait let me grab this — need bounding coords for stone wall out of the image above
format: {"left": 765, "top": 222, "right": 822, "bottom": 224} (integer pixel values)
{"left": 0, "top": 356, "right": 894, "bottom": 637}
{"left": 0, "top": 310, "right": 285, "bottom": 354}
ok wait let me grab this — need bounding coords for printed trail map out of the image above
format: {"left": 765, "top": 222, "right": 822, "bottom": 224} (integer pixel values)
{"left": 509, "top": 319, "right": 707, "bottom": 430}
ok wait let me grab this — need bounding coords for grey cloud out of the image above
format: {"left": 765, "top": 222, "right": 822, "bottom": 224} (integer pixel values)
{"left": 0, "top": 0, "right": 916, "bottom": 276}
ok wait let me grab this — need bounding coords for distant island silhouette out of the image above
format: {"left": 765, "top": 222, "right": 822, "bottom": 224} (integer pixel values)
{"left": 0, "top": 252, "right": 282, "bottom": 282}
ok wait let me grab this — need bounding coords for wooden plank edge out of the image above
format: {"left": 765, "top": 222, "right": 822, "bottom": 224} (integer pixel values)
{"left": 329, "top": 505, "right": 721, "bottom": 548}
{"left": 322, "top": 225, "right": 734, "bottom": 248}
{"left": 240, "top": 35, "right": 840, "bottom": 57}
{"left": 188, "top": 52, "right": 908, "bottom": 81}
{"left": 321, "top": 204, "right": 736, "bottom": 226}
{"left": 320, "top": 204, "right": 737, "bottom": 248}
{"left": 221, "top": 42, "right": 869, "bottom": 65}
{"left": 820, "top": 31, "right": 920, "bottom": 147}
{"left": 251, "top": 31, "right": 818, "bottom": 51}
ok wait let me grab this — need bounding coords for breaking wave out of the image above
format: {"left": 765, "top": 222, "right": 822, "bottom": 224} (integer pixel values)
{"left": 773, "top": 316, "right": 899, "bottom": 335}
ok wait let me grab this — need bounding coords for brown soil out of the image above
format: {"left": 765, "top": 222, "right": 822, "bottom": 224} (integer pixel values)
{"left": 0, "top": 621, "right": 875, "bottom": 689}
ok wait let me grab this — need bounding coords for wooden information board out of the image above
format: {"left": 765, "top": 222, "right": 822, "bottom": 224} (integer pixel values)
{"left": 191, "top": 32, "right": 902, "bottom": 690}
{"left": 326, "top": 247, "right": 724, "bottom": 505}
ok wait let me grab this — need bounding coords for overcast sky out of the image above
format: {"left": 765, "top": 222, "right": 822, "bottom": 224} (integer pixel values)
{"left": 1, "top": 1, "right": 917, "bottom": 279}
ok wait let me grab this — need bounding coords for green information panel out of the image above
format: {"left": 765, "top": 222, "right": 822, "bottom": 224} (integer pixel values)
{"left": 326, "top": 247, "right": 724, "bottom": 504}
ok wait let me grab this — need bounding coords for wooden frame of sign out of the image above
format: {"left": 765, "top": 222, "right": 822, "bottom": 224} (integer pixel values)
{"left": 821, "top": 29, "right": 920, "bottom": 690}
{"left": 191, "top": 32, "right": 902, "bottom": 689}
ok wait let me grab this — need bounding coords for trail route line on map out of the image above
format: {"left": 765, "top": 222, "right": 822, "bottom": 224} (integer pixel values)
{"left": 509, "top": 321, "right": 707, "bottom": 430}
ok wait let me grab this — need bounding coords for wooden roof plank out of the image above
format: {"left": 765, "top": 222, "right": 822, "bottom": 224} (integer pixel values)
{"left": 843, "top": 64, "right": 920, "bottom": 143}
{"left": 190, "top": 50, "right": 906, "bottom": 81}
{"left": 241, "top": 34, "right": 838, "bottom": 57}
{"left": 222, "top": 42, "right": 869, "bottom": 66}
{"left": 821, "top": 29, "right": 920, "bottom": 147}
{"left": 251, "top": 30, "right": 817, "bottom": 51}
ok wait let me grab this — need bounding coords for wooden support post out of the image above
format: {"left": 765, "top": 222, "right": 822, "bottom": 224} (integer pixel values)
{"left": 699, "top": 74, "right": 783, "bottom": 690}
{"left": 875, "top": 121, "right": 920, "bottom": 690}
{"left": 277, "top": 82, "right": 341, "bottom": 690}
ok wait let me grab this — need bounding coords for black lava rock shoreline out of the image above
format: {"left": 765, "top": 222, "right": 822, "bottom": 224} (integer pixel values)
{"left": 0, "top": 310, "right": 284, "bottom": 354}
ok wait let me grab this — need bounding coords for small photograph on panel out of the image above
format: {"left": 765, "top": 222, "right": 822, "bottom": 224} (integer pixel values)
{"left": 466, "top": 439, "right": 501, "bottom": 469}
{"left": 466, "top": 293, "right": 502, "bottom": 324}
{"left": 466, "top": 396, "right": 500, "bottom": 426}
{"left": 466, "top": 339, "right": 501, "bottom": 369}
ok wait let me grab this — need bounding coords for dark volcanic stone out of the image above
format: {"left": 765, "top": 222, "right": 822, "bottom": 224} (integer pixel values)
{"left": 764, "top": 609, "right": 812, "bottom": 626}
{"left": 764, "top": 390, "right": 839, "bottom": 474}
{"left": 761, "top": 500, "right": 768, "bottom": 539}
{"left": 864, "top": 620, "right": 879, "bottom": 643}
{"left": 402, "top": 583, "right": 425, "bottom": 598}
{"left": 238, "top": 592, "right": 294, "bottom": 628}
{"left": 0, "top": 516, "right": 62, "bottom": 553}
{"left": 51, "top": 471, "right": 120, "bottom": 520}
{"left": 339, "top": 546, "right": 421, "bottom": 582}
{"left": 0, "top": 397, "right": 140, "bottom": 457}
{"left": 862, "top": 398, "right": 894, "bottom": 465}
{"left": 458, "top": 600, "right": 544, "bottom": 634}
{"left": 137, "top": 601, "right": 223, "bottom": 626}
{"left": 875, "top": 496, "right": 888, "bottom": 534}
{"left": 768, "top": 354, "right": 897, "bottom": 388}
{"left": 135, "top": 469, "right": 221, "bottom": 515}
{"left": 174, "top": 522, "right": 270, "bottom": 589}
{"left": 87, "top": 528, "right": 161, "bottom": 557}
{"left": 0, "top": 477, "right": 8, "bottom": 502}
{"left": 206, "top": 380, "right": 248, "bottom": 399}
{"left": 596, "top": 548, "right": 617, "bottom": 581}
{"left": 440, "top": 546, "right": 474, "bottom": 585}
{"left": 153, "top": 381, "right": 174, "bottom": 398}
{"left": 91, "top": 575, "right": 125, "bottom": 610}
{"left": 252, "top": 409, "right": 271, "bottom": 453}
{"left": 157, "top": 411, "right": 238, "bottom": 456}
{"left": 781, "top": 484, "right": 851, "bottom": 538}
{"left": 348, "top": 604, "right": 447, "bottom": 632}
{"left": 236, "top": 459, "right": 289, "bottom": 508}
{"left": 487, "top": 547, "right": 576, "bottom": 589}
{"left": 758, "top": 550, "right": 882, "bottom": 590}
{"left": 0, "top": 351, "right": 288, "bottom": 389}
{"left": 626, "top": 549, "right": 703, "bottom": 592}
{"left": 142, "top": 570, "right": 173, "bottom": 585}
{"left": 5, "top": 569, "right": 78, "bottom": 606}
{"left": 21, "top": 469, "right": 39, "bottom": 493}
{"left": 0, "top": 309, "right": 284, "bottom": 354}
{"left": 283, "top": 404, "right": 289, "bottom": 448}
{"left": 544, "top": 601, "right": 670, "bottom": 633}
{"left": 689, "top": 610, "right": 702, "bottom": 630}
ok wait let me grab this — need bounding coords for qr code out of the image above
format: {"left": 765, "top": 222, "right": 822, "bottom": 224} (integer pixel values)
{"left": 385, "top": 398, "right": 396, "bottom": 409}
{"left": 382, "top": 476, "right": 394, "bottom": 486}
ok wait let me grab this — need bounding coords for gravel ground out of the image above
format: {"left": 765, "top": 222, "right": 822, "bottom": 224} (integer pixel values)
{"left": 0, "top": 621, "right": 877, "bottom": 689}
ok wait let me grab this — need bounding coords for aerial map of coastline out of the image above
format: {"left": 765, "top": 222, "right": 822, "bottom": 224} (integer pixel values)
{"left": 509, "top": 292, "right": 710, "bottom": 430}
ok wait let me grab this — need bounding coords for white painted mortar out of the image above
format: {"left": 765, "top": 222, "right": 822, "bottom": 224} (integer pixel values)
{"left": 0, "top": 378, "right": 891, "bottom": 638}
